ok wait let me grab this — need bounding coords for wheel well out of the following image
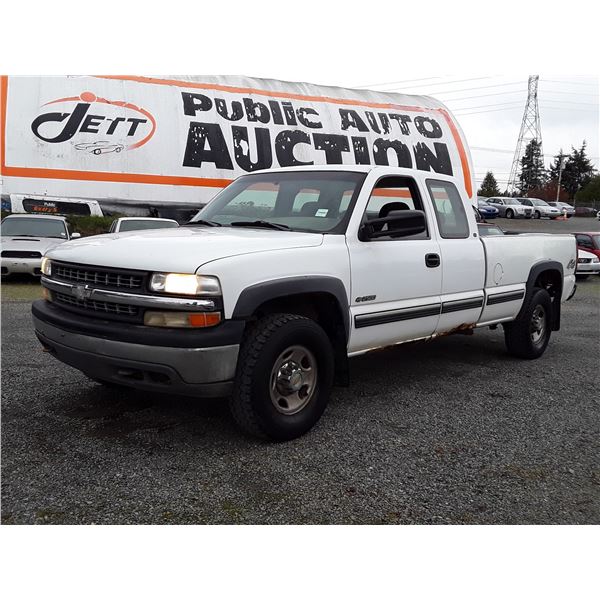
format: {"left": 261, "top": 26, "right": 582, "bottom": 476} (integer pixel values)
{"left": 533, "top": 268, "right": 562, "bottom": 330}
{"left": 251, "top": 292, "right": 349, "bottom": 386}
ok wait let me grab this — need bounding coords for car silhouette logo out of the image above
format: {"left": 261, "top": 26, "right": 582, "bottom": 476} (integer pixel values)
{"left": 74, "top": 141, "right": 125, "bottom": 155}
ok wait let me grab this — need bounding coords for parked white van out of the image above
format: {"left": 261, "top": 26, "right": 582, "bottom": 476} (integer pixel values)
{"left": 7, "top": 195, "right": 103, "bottom": 217}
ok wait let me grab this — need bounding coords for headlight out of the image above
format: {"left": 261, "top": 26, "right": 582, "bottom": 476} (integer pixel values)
{"left": 593, "top": 258, "right": 600, "bottom": 263}
{"left": 149, "top": 273, "right": 221, "bottom": 296}
{"left": 41, "top": 257, "right": 52, "bottom": 276}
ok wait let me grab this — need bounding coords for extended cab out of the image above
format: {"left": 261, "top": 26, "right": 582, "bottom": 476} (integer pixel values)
{"left": 32, "top": 166, "right": 578, "bottom": 440}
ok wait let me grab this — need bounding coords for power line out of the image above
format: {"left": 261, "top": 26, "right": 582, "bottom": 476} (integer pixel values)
{"left": 442, "top": 89, "right": 527, "bottom": 103}
{"left": 379, "top": 76, "right": 493, "bottom": 92}
{"left": 380, "top": 78, "right": 511, "bottom": 94}
{"left": 353, "top": 76, "right": 441, "bottom": 89}
{"left": 541, "top": 79, "right": 598, "bottom": 88}
{"left": 452, "top": 100, "right": 525, "bottom": 112}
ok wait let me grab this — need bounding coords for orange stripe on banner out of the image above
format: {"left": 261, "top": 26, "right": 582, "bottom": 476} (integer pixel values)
{"left": 0, "top": 75, "right": 7, "bottom": 174}
{"left": 1, "top": 76, "right": 473, "bottom": 197}
{"left": 1, "top": 165, "right": 232, "bottom": 188}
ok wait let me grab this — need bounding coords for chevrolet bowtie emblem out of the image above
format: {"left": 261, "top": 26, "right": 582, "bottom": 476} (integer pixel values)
{"left": 73, "top": 284, "right": 93, "bottom": 300}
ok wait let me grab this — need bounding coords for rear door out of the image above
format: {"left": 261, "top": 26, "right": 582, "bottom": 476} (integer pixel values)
{"left": 424, "top": 178, "right": 486, "bottom": 333}
{"left": 346, "top": 173, "right": 442, "bottom": 354}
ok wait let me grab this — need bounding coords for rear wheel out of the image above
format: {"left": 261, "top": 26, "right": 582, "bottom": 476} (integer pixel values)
{"left": 534, "top": 210, "right": 541, "bottom": 219}
{"left": 230, "top": 313, "right": 334, "bottom": 441}
{"left": 504, "top": 288, "right": 552, "bottom": 359}
{"left": 506, "top": 209, "right": 514, "bottom": 219}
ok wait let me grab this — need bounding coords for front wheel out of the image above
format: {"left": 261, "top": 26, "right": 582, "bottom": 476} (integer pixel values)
{"left": 503, "top": 288, "right": 552, "bottom": 359}
{"left": 506, "top": 209, "right": 514, "bottom": 219}
{"left": 230, "top": 313, "right": 334, "bottom": 441}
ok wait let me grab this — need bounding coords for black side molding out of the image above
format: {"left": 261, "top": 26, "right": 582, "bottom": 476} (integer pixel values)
{"left": 354, "top": 303, "right": 441, "bottom": 329}
{"left": 486, "top": 290, "right": 525, "bottom": 306}
{"left": 441, "top": 297, "right": 483, "bottom": 313}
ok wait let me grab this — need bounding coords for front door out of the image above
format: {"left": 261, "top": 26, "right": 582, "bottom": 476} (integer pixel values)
{"left": 346, "top": 175, "right": 442, "bottom": 354}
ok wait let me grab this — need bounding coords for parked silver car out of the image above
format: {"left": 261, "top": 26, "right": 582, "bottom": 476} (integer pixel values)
{"left": 1, "top": 214, "right": 79, "bottom": 277}
{"left": 485, "top": 197, "right": 533, "bottom": 219}
{"left": 547, "top": 201, "right": 575, "bottom": 218}
{"left": 520, "top": 198, "right": 561, "bottom": 219}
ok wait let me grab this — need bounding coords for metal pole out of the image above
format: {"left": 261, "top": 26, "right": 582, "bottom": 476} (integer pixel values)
{"left": 556, "top": 156, "right": 565, "bottom": 203}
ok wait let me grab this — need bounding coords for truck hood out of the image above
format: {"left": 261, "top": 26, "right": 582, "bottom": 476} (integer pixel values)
{"left": 45, "top": 227, "right": 324, "bottom": 272}
{"left": 1, "top": 236, "right": 67, "bottom": 255}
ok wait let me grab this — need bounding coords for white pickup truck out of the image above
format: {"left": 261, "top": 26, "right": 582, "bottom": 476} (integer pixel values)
{"left": 33, "top": 166, "right": 577, "bottom": 440}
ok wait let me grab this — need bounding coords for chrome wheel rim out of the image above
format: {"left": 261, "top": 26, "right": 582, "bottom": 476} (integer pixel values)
{"left": 530, "top": 305, "right": 546, "bottom": 345}
{"left": 269, "top": 345, "right": 317, "bottom": 415}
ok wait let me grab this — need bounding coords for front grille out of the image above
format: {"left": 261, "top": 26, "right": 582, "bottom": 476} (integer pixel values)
{"left": 53, "top": 262, "right": 144, "bottom": 290}
{"left": 54, "top": 291, "right": 139, "bottom": 316}
{"left": 1, "top": 250, "right": 42, "bottom": 258}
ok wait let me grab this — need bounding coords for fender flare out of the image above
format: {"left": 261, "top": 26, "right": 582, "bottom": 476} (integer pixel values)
{"left": 518, "top": 260, "right": 564, "bottom": 330}
{"left": 232, "top": 275, "right": 350, "bottom": 339}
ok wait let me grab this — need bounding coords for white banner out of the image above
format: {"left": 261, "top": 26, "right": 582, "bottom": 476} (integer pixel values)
{"left": 0, "top": 75, "right": 474, "bottom": 206}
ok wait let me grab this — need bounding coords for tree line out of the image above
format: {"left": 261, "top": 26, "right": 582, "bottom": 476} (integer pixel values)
{"left": 477, "top": 140, "right": 599, "bottom": 205}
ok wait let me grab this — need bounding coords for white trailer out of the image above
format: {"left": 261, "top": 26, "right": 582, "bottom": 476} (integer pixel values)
{"left": 1, "top": 75, "right": 475, "bottom": 218}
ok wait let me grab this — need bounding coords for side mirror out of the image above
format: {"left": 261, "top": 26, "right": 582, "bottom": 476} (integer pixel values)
{"left": 71, "top": 232, "right": 81, "bottom": 239}
{"left": 360, "top": 210, "right": 427, "bottom": 241}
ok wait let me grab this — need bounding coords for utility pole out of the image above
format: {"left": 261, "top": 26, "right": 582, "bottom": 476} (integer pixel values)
{"left": 506, "top": 75, "right": 544, "bottom": 196}
{"left": 556, "top": 154, "right": 567, "bottom": 203}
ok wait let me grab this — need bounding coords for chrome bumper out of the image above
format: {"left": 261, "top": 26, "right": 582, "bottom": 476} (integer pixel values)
{"left": 33, "top": 315, "right": 239, "bottom": 398}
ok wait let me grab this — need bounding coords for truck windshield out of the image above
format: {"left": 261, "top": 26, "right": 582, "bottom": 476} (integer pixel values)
{"left": 1, "top": 217, "right": 68, "bottom": 239}
{"left": 190, "top": 171, "right": 367, "bottom": 233}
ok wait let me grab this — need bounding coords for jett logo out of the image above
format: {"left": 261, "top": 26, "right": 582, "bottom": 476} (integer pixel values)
{"left": 31, "top": 91, "right": 156, "bottom": 152}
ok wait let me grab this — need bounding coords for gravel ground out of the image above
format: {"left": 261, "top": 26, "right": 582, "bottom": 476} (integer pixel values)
{"left": 1, "top": 217, "right": 599, "bottom": 524}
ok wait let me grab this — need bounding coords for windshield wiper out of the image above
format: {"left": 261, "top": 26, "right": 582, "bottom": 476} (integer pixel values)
{"left": 230, "top": 220, "right": 290, "bottom": 231}
{"left": 183, "top": 220, "right": 222, "bottom": 227}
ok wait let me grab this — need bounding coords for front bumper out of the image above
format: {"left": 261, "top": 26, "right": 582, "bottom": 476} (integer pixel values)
{"left": 1, "top": 257, "right": 42, "bottom": 276}
{"left": 576, "top": 263, "right": 600, "bottom": 274}
{"left": 32, "top": 300, "right": 243, "bottom": 397}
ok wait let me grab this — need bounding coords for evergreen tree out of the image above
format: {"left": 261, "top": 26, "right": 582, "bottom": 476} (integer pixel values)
{"left": 518, "top": 139, "right": 546, "bottom": 196}
{"left": 477, "top": 171, "right": 500, "bottom": 197}
{"left": 575, "top": 175, "right": 600, "bottom": 206}
{"left": 559, "top": 142, "right": 596, "bottom": 199}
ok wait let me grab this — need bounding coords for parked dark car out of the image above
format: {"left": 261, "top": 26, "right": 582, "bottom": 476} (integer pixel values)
{"left": 575, "top": 206, "right": 597, "bottom": 217}
{"left": 477, "top": 199, "right": 499, "bottom": 219}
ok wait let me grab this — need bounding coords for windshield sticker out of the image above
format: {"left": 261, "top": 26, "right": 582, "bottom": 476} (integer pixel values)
{"left": 315, "top": 208, "right": 329, "bottom": 217}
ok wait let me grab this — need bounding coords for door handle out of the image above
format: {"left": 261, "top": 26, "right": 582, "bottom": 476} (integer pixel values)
{"left": 425, "top": 253, "right": 440, "bottom": 268}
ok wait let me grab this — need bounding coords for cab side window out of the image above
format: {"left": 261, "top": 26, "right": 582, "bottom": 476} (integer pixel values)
{"left": 427, "top": 180, "right": 470, "bottom": 239}
{"left": 362, "top": 176, "right": 428, "bottom": 241}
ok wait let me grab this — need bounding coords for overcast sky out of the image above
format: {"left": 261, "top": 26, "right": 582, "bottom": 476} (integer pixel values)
{"left": 333, "top": 75, "right": 599, "bottom": 192}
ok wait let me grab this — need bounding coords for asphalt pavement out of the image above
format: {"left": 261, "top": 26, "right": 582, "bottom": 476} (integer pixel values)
{"left": 1, "top": 216, "right": 599, "bottom": 524}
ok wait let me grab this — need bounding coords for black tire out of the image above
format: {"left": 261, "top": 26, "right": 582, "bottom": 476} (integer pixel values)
{"left": 534, "top": 210, "right": 541, "bottom": 219}
{"left": 230, "top": 313, "right": 334, "bottom": 441}
{"left": 575, "top": 274, "right": 589, "bottom": 280}
{"left": 503, "top": 288, "right": 552, "bottom": 359}
{"left": 506, "top": 209, "right": 514, "bottom": 219}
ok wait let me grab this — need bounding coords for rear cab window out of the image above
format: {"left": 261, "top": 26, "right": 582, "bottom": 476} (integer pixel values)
{"left": 426, "top": 179, "right": 470, "bottom": 239}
